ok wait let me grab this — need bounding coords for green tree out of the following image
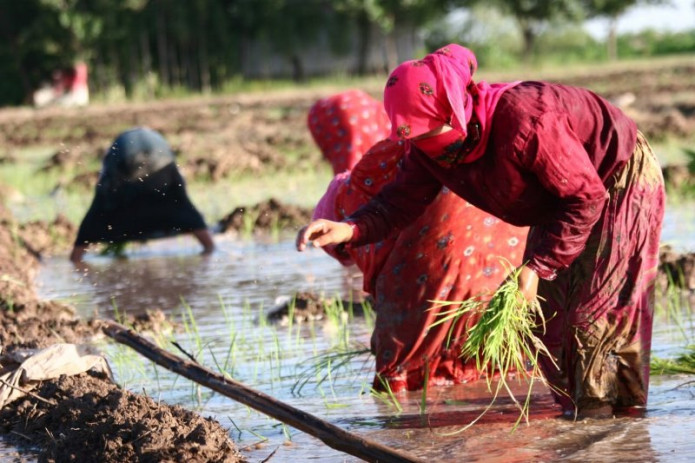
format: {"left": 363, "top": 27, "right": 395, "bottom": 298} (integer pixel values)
{"left": 335, "top": 0, "right": 449, "bottom": 74}
{"left": 449, "top": 0, "right": 583, "bottom": 61}
{"left": 0, "top": 0, "right": 76, "bottom": 104}
{"left": 582, "top": 0, "right": 670, "bottom": 60}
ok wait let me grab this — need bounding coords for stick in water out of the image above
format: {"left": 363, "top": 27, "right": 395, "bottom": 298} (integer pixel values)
{"left": 101, "top": 320, "right": 423, "bottom": 463}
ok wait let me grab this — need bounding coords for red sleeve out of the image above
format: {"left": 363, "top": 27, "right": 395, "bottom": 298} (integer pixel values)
{"left": 346, "top": 148, "right": 442, "bottom": 245}
{"left": 522, "top": 112, "right": 609, "bottom": 280}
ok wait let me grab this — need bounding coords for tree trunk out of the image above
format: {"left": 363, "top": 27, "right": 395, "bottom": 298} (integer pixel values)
{"left": 139, "top": 30, "right": 154, "bottom": 98}
{"left": 198, "top": 31, "right": 211, "bottom": 93}
{"left": 0, "top": 8, "right": 33, "bottom": 103}
{"left": 127, "top": 40, "right": 139, "bottom": 98}
{"left": 607, "top": 16, "right": 618, "bottom": 61}
{"left": 290, "top": 53, "right": 305, "bottom": 83}
{"left": 155, "top": 2, "right": 170, "bottom": 87}
{"left": 355, "top": 11, "right": 372, "bottom": 76}
{"left": 169, "top": 41, "right": 181, "bottom": 87}
{"left": 520, "top": 21, "right": 536, "bottom": 63}
{"left": 383, "top": 25, "right": 399, "bottom": 73}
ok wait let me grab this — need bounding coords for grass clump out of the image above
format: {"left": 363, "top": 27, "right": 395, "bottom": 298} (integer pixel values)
{"left": 430, "top": 263, "right": 557, "bottom": 431}
{"left": 651, "top": 345, "right": 695, "bottom": 375}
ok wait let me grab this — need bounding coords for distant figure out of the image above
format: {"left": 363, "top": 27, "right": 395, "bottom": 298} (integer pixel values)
{"left": 70, "top": 127, "right": 214, "bottom": 263}
{"left": 307, "top": 89, "right": 391, "bottom": 175}
{"left": 33, "top": 62, "right": 89, "bottom": 108}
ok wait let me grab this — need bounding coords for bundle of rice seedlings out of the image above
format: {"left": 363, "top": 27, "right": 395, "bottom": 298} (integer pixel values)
{"left": 651, "top": 345, "right": 695, "bottom": 375}
{"left": 429, "top": 262, "right": 558, "bottom": 431}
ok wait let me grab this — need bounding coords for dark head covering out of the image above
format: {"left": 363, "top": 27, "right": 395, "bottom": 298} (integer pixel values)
{"left": 74, "top": 127, "right": 207, "bottom": 245}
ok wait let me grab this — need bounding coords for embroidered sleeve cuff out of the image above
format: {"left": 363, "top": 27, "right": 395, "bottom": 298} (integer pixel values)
{"left": 525, "top": 259, "right": 558, "bottom": 281}
{"left": 343, "top": 220, "right": 360, "bottom": 243}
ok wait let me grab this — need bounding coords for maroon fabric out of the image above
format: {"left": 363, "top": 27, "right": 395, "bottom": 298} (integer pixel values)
{"left": 349, "top": 81, "right": 638, "bottom": 280}
{"left": 536, "top": 133, "right": 664, "bottom": 413}
{"left": 346, "top": 79, "right": 665, "bottom": 410}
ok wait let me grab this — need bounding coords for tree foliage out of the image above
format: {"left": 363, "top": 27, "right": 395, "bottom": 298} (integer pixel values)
{"left": 581, "top": 0, "right": 670, "bottom": 59}
{"left": 0, "top": 0, "right": 691, "bottom": 106}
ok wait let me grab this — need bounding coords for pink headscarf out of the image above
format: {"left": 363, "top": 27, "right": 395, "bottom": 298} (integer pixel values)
{"left": 383, "top": 44, "right": 519, "bottom": 164}
{"left": 307, "top": 89, "right": 392, "bottom": 175}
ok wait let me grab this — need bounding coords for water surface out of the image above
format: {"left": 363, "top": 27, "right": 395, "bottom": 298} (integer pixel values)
{"left": 29, "top": 226, "right": 695, "bottom": 462}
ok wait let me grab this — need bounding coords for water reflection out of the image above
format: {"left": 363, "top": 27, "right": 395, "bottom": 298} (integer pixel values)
{"left": 71, "top": 255, "right": 207, "bottom": 315}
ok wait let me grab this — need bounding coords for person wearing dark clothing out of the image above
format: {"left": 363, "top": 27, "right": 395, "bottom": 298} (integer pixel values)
{"left": 70, "top": 127, "right": 214, "bottom": 262}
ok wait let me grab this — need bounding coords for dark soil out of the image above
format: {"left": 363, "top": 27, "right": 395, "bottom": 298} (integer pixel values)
{"left": 658, "top": 245, "right": 695, "bottom": 291}
{"left": 218, "top": 197, "right": 314, "bottom": 235}
{"left": 1, "top": 62, "right": 693, "bottom": 194}
{"left": 0, "top": 371, "right": 243, "bottom": 463}
{"left": 266, "top": 291, "right": 370, "bottom": 325}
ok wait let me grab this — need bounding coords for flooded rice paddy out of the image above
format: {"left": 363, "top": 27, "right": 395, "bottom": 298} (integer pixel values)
{"left": 28, "top": 205, "right": 695, "bottom": 462}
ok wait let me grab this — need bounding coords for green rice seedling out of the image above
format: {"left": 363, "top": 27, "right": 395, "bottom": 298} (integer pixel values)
{"left": 429, "top": 262, "right": 557, "bottom": 431}
{"left": 180, "top": 297, "right": 203, "bottom": 357}
{"left": 281, "top": 423, "right": 292, "bottom": 442}
{"left": 111, "top": 298, "right": 126, "bottom": 325}
{"left": 651, "top": 345, "right": 695, "bottom": 375}
{"left": 361, "top": 299, "right": 376, "bottom": 332}
{"left": 228, "top": 417, "right": 269, "bottom": 444}
{"left": 317, "top": 360, "right": 351, "bottom": 409}
{"left": 241, "top": 211, "right": 256, "bottom": 239}
{"left": 100, "top": 241, "right": 128, "bottom": 258}
{"left": 291, "top": 345, "right": 371, "bottom": 395}
{"left": 655, "top": 272, "right": 693, "bottom": 343}
{"left": 370, "top": 375, "right": 403, "bottom": 414}
{"left": 322, "top": 296, "right": 351, "bottom": 349}
{"left": 269, "top": 215, "right": 281, "bottom": 242}
{"left": 420, "top": 364, "right": 430, "bottom": 417}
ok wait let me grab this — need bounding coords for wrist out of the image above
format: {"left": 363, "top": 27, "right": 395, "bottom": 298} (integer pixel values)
{"left": 344, "top": 221, "right": 359, "bottom": 242}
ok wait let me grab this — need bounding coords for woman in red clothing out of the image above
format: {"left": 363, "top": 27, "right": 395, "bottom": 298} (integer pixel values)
{"left": 308, "top": 90, "right": 528, "bottom": 392}
{"left": 297, "top": 44, "right": 665, "bottom": 417}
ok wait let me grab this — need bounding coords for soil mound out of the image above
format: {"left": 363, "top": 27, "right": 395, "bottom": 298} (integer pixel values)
{"left": 218, "top": 197, "right": 314, "bottom": 234}
{"left": 0, "top": 370, "right": 243, "bottom": 463}
{"left": 267, "top": 291, "right": 370, "bottom": 325}
{"left": 658, "top": 245, "right": 695, "bottom": 291}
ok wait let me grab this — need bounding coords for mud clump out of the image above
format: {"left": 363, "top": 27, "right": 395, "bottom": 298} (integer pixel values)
{"left": 662, "top": 164, "right": 694, "bottom": 192}
{"left": 0, "top": 205, "right": 87, "bottom": 348}
{"left": 17, "top": 214, "right": 77, "bottom": 258}
{"left": 658, "top": 245, "right": 695, "bottom": 291}
{"left": 267, "top": 291, "right": 370, "bottom": 325}
{"left": 0, "top": 371, "right": 243, "bottom": 463}
{"left": 218, "top": 197, "right": 314, "bottom": 234}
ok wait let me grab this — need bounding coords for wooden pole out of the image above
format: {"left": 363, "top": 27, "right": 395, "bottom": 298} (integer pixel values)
{"left": 101, "top": 321, "right": 424, "bottom": 463}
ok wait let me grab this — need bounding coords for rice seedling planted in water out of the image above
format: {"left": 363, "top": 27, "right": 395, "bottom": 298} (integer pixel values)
{"left": 429, "top": 262, "right": 558, "bottom": 431}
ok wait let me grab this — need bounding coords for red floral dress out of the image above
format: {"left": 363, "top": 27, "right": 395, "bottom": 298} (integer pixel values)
{"left": 310, "top": 91, "right": 528, "bottom": 391}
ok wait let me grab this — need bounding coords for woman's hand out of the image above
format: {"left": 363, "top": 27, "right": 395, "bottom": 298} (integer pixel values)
{"left": 296, "top": 219, "right": 354, "bottom": 251}
{"left": 516, "top": 266, "right": 539, "bottom": 303}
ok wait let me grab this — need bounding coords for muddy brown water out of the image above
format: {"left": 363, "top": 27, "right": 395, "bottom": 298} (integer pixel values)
{"left": 14, "top": 207, "right": 695, "bottom": 462}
